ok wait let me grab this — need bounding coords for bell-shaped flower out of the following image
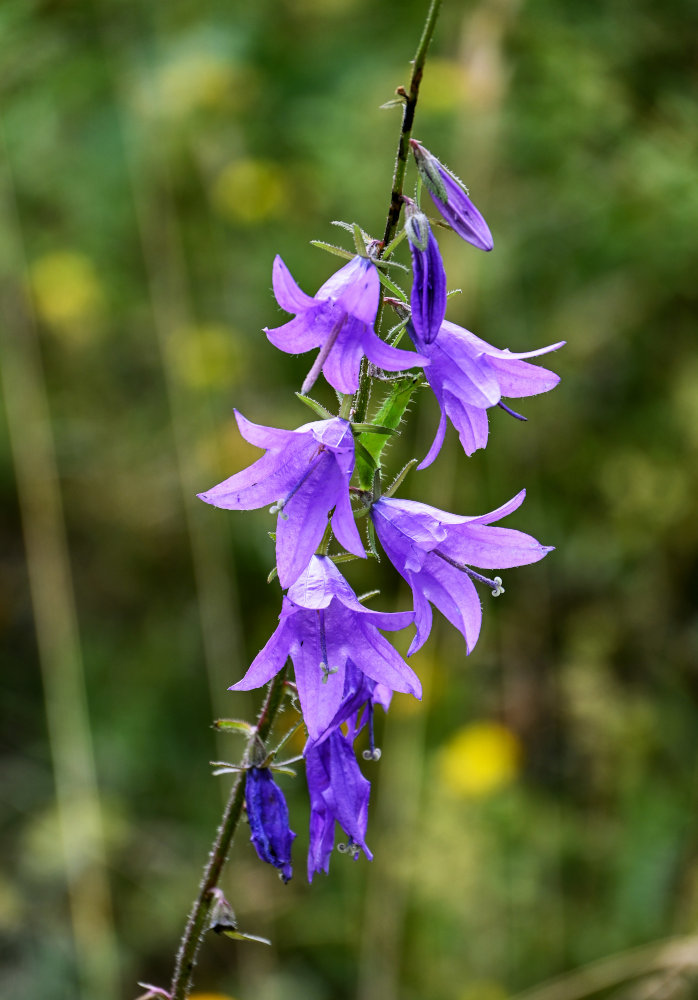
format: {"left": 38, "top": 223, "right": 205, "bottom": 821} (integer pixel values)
{"left": 244, "top": 766, "right": 296, "bottom": 883}
{"left": 197, "top": 411, "right": 365, "bottom": 588}
{"left": 408, "top": 318, "right": 564, "bottom": 468}
{"left": 371, "top": 489, "right": 553, "bottom": 656}
{"left": 410, "top": 139, "right": 493, "bottom": 252}
{"left": 265, "top": 254, "right": 426, "bottom": 394}
{"left": 306, "top": 728, "right": 372, "bottom": 881}
{"left": 404, "top": 199, "right": 447, "bottom": 345}
{"left": 229, "top": 555, "right": 421, "bottom": 742}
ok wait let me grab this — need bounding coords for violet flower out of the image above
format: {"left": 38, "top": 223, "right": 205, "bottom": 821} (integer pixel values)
{"left": 229, "top": 555, "right": 421, "bottom": 742}
{"left": 245, "top": 766, "right": 296, "bottom": 883}
{"left": 265, "top": 254, "right": 426, "bottom": 394}
{"left": 371, "top": 489, "right": 553, "bottom": 655}
{"left": 407, "top": 318, "right": 564, "bottom": 468}
{"left": 410, "top": 139, "right": 493, "bottom": 252}
{"left": 404, "top": 200, "right": 447, "bottom": 345}
{"left": 197, "top": 411, "right": 365, "bottom": 588}
{"left": 306, "top": 728, "right": 372, "bottom": 880}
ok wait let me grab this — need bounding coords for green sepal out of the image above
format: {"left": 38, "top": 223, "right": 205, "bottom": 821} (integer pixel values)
{"left": 355, "top": 374, "right": 422, "bottom": 489}
{"left": 216, "top": 928, "right": 272, "bottom": 945}
{"left": 351, "top": 422, "right": 399, "bottom": 436}
{"left": 295, "top": 392, "right": 333, "bottom": 419}
{"left": 366, "top": 518, "right": 380, "bottom": 560}
{"left": 310, "top": 240, "right": 354, "bottom": 260}
{"left": 379, "top": 97, "right": 406, "bottom": 110}
{"left": 268, "top": 765, "right": 297, "bottom": 777}
{"left": 382, "top": 228, "right": 408, "bottom": 259}
{"left": 376, "top": 268, "right": 408, "bottom": 303}
{"left": 352, "top": 223, "right": 369, "bottom": 256}
{"left": 213, "top": 719, "right": 255, "bottom": 735}
{"left": 357, "top": 589, "right": 380, "bottom": 604}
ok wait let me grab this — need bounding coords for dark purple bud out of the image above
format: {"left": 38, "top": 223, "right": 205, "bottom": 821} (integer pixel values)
{"left": 245, "top": 766, "right": 296, "bottom": 883}
{"left": 404, "top": 200, "right": 447, "bottom": 345}
{"left": 410, "top": 139, "right": 494, "bottom": 252}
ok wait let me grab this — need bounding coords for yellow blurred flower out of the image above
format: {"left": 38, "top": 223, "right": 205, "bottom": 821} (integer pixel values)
{"left": 211, "top": 158, "right": 286, "bottom": 224}
{"left": 460, "top": 981, "right": 509, "bottom": 1000}
{"left": 158, "top": 52, "right": 239, "bottom": 116}
{"left": 437, "top": 721, "right": 522, "bottom": 798}
{"left": 190, "top": 994, "right": 238, "bottom": 1000}
{"left": 166, "top": 323, "right": 244, "bottom": 390}
{"left": 29, "top": 251, "right": 103, "bottom": 337}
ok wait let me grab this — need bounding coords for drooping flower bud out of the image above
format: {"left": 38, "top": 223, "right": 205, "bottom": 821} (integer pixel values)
{"left": 245, "top": 766, "right": 296, "bottom": 883}
{"left": 404, "top": 198, "right": 447, "bottom": 345}
{"left": 410, "top": 139, "right": 493, "bottom": 252}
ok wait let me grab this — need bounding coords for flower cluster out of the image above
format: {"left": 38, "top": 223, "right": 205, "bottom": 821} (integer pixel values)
{"left": 199, "top": 142, "right": 562, "bottom": 883}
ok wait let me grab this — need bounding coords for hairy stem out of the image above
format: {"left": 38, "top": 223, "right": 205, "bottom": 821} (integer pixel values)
{"left": 169, "top": 667, "right": 289, "bottom": 1000}
{"left": 382, "top": 0, "right": 443, "bottom": 250}
{"left": 354, "top": 0, "right": 442, "bottom": 421}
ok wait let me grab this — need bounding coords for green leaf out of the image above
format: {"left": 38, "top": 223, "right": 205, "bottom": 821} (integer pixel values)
{"left": 355, "top": 374, "right": 422, "bottom": 489}
{"left": 310, "top": 240, "right": 354, "bottom": 260}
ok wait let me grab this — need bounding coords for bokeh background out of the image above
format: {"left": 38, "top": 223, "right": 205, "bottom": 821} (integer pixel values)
{"left": 2, "top": 0, "right": 698, "bottom": 998}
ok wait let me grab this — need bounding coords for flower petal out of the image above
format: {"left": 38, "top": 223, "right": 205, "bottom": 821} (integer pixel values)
{"left": 229, "top": 613, "right": 292, "bottom": 691}
{"left": 272, "top": 254, "right": 316, "bottom": 314}
{"left": 410, "top": 228, "right": 447, "bottom": 345}
{"left": 276, "top": 455, "right": 342, "bottom": 588}
{"left": 316, "top": 256, "right": 380, "bottom": 325}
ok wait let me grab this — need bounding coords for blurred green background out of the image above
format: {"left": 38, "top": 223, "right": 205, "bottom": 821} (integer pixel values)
{"left": 2, "top": 0, "right": 698, "bottom": 998}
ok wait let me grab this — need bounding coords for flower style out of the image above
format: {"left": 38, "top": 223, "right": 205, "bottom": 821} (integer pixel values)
{"left": 407, "top": 318, "right": 564, "bottom": 468}
{"left": 229, "top": 555, "right": 421, "bottom": 741}
{"left": 306, "top": 728, "right": 372, "bottom": 881}
{"left": 245, "top": 767, "right": 296, "bottom": 883}
{"left": 265, "top": 254, "right": 426, "bottom": 394}
{"left": 410, "top": 139, "right": 493, "bottom": 252}
{"left": 197, "top": 411, "right": 365, "bottom": 588}
{"left": 371, "top": 489, "right": 553, "bottom": 655}
{"left": 405, "top": 200, "right": 447, "bottom": 345}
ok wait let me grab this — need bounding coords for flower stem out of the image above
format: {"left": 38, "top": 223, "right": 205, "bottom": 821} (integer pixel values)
{"left": 169, "top": 667, "right": 289, "bottom": 1000}
{"left": 382, "top": 0, "right": 443, "bottom": 251}
{"left": 353, "top": 0, "right": 442, "bottom": 423}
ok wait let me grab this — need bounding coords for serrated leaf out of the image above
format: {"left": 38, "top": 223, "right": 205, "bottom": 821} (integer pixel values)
{"left": 310, "top": 240, "right": 354, "bottom": 260}
{"left": 355, "top": 375, "right": 422, "bottom": 489}
{"left": 376, "top": 268, "right": 408, "bottom": 302}
{"left": 295, "top": 392, "right": 333, "bottom": 419}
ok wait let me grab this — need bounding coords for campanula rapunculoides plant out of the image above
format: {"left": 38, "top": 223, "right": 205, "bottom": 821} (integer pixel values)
{"left": 147, "top": 2, "right": 563, "bottom": 998}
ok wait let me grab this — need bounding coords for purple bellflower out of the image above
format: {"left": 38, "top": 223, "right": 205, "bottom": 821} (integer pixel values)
{"left": 410, "top": 139, "right": 493, "bottom": 252}
{"left": 197, "top": 411, "right": 365, "bottom": 588}
{"left": 371, "top": 489, "right": 553, "bottom": 656}
{"left": 407, "top": 318, "right": 564, "bottom": 468}
{"left": 245, "top": 766, "right": 296, "bottom": 883}
{"left": 229, "top": 555, "right": 421, "bottom": 742}
{"left": 265, "top": 254, "right": 426, "bottom": 395}
{"left": 404, "top": 199, "right": 447, "bottom": 345}
{"left": 306, "top": 728, "right": 372, "bottom": 880}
